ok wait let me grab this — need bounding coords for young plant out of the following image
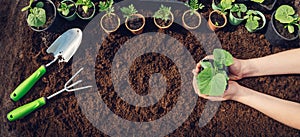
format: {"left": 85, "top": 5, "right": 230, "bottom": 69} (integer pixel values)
{"left": 153, "top": 5, "right": 172, "bottom": 22}
{"left": 218, "top": 0, "right": 234, "bottom": 14}
{"left": 58, "top": 1, "right": 75, "bottom": 16}
{"left": 275, "top": 5, "right": 300, "bottom": 34}
{"left": 120, "top": 4, "right": 138, "bottom": 19}
{"left": 251, "top": 0, "right": 264, "bottom": 3}
{"left": 76, "top": 0, "right": 93, "bottom": 14}
{"left": 21, "top": 0, "right": 34, "bottom": 12}
{"left": 245, "top": 10, "right": 261, "bottom": 31}
{"left": 99, "top": 0, "right": 114, "bottom": 16}
{"left": 196, "top": 49, "right": 233, "bottom": 96}
{"left": 230, "top": 3, "right": 247, "bottom": 18}
{"left": 185, "top": 0, "right": 205, "bottom": 15}
{"left": 25, "top": 1, "right": 46, "bottom": 27}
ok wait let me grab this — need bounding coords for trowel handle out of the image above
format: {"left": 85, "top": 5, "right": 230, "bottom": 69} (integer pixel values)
{"left": 10, "top": 65, "right": 46, "bottom": 101}
{"left": 7, "top": 97, "right": 46, "bottom": 121}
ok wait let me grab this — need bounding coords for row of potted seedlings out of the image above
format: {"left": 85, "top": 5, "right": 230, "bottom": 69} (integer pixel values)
{"left": 99, "top": 0, "right": 205, "bottom": 34}
{"left": 22, "top": 0, "right": 96, "bottom": 32}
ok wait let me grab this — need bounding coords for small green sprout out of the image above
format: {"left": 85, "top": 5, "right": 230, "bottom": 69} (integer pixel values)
{"left": 58, "top": 1, "right": 75, "bottom": 16}
{"left": 185, "top": 0, "right": 204, "bottom": 15}
{"left": 245, "top": 10, "right": 261, "bottom": 32}
{"left": 153, "top": 5, "right": 172, "bottom": 22}
{"left": 76, "top": 0, "right": 93, "bottom": 14}
{"left": 230, "top": 4, "right": 247, "bottom": 18}
{"left": 120, "top": 4, "right": 138, "bottom": 19}
{"left": 99, "top": 0, "right": 114, "bottom": 16}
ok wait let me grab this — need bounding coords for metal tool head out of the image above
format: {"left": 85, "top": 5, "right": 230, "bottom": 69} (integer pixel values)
{"left": 46, "top": 28, "right": 82, "bottom": 63}
{"left": 46, "top": 68, "right": 92, "bottom": 100}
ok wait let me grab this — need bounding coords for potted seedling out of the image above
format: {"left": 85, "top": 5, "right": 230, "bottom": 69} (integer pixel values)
{"left": 153, "top": 5, "right": 174, "bottom": 29}
{"left": 251, "top": 0, "right": 277, "bottom": 10}
{"left": 265, "top": 5, "right": 300, "bottom": 45}
{"left": 244, "top": 10, "right": 266, "bottom": 32}
{"left": 22, "top": 0, "right": 56, "bottom": 32}
{"left": 121, "top": 4, "right": 145, "bottom": 34}
{"left": 57, "top": 0, "right": 76, "bottom": 21}
{"left": 99, "top": 0, "right": 120, "bottom": 34}
{"left": 76, "top": 0, "right": 95, "bottom": 20}
{"left": 208, "top": 0, "right": 232, "bottom": 31}
{"left": 182, "top": 0, "right": 205, "bottom": 30}
{"left": 195, "top": 49, "right": 233, "bottom": 96}
{"left": 212, "top": 0, "right": 235, "bottom": 11}
{"left": 229, "top": 3, "right": 247, "bottom": 25}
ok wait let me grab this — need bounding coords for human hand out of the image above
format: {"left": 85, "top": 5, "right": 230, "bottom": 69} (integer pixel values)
{"left": 194, "top": 55, "right": 245, "bottom": 80}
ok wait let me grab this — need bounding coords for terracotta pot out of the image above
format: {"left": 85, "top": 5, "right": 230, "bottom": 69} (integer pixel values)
{"left": 208, "top": 10, "right": 227, "bottom": 31}
{"left": 125, "top": 13, "right": 146, "bottom": 34}
{"left": 153, "top": 11, "right": 174, "bottom": 29}
{"left": 100, "top": 13, "right": 120, "bottom": 34}
{"left": 182, "top": 10, "right": 202, "bottom": 30}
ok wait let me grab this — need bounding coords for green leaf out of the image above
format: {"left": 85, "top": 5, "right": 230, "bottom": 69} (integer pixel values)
{"left": 220, "top": 0, "right": 232, "bottom": 11}
{"left": 27, "top": 7, "right": 46, "bottom": 27}
{"left": 275, "top": 5, "right": 295, "bottom": 24}
{"left": 153, "top": 4, "right": 172, "bottom": 22}
{"left": 36, "top": 2, "right": 44, "bottom": 8}
{"left": 200, "top": 61, "right": 212, "bottom": 69}
{"left": 245, "top": 16, "right": 259, "bottom": 31}
{"left": 21, "top": 0, "right": 34, "bottom": 12}
{"left": 239, "top": 4, "right": 247, "bottom": 12}
{"left": 251, "top": 0, "right": 264, "bottom": 3}
{"left": 197, "top": 69, "right": 227, "bottom": 96}
{"left": 120, "top": 4, "right": 138, "bottom": 18}
{"left": 287, "top": 25, "right": 295, "bottom": 33}
{"left": 213, "top": 49, "right": 233, "bottom": 66}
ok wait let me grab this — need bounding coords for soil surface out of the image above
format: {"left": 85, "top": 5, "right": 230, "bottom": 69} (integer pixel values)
{"left": 127, "top": 15, "right": 144, "bottom": 30}
{"left": 232, "top": 11, "right": 246, "bottom": 19}
{"left": 77, "top": 5, "right": 94, "bottom": 18}
{"left": 274, "top": 18, "right": 299, "bottom": 39}
{"left": 1, "top": 0, "right": 300, "bottom": 137}
{"left": 211, "top": 12, "right": 225, "bottom": 26}
{"left": 155, "top": 18, "right": 172, "bottom": 28}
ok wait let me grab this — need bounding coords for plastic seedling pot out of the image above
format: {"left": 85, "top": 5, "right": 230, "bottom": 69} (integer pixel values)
{"left": 76, "top": 2, "right": 95, "bottom": 20}
{"left": 154, "top": 11, "right": 174, "bottom": 29}
{"left": 100, "top": 13, "right": 121, "bottom": 34}
{"left": 125, "top": 13, "right": 146, "bottom": 34}
{"left": 229, "top": 11, "right": 245, "bottom": 26}
{"left": 58, "top": 0, "right": 77, "bottom": 21}
{"left": 265, "top": 12, "right": 299, "bottom": 46}
{"left": 245, "top": 10, "right": 266, "bottom": 32}
{"left": 28, "top": 0, "right": 57, "bottom": 32}
{"left": 182, "top": 10, "right": 202, "bottom": 30}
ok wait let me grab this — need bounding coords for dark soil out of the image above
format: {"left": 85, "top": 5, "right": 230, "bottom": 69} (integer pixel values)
{"left": 77, "top": 5, "right": 94, "bottom": 18}
{"left": 127, "top": 15, "right": 144, "bottom": 30}
{"left": 258, "top": 16, "right": 264, "bottom": 28}
{"left": 57, "top": 1, "right": 76, "bottom": 17}
{"left": 232, "top": 12, "right": 246, "bottom": 19}
{"left": 214, "top": 0, "right": 221, "bottom": 5}
{"left": 30, "top": 0, "right": 55, "bottom": 30}
{"left": 155, "top": 18, "right": 172, "bottom": 28}
{"left": 274, "top": 18, "right": 299, "bottom": 39}
{"left": 211, "top": 12, "right": 225, "bottom": 26}
{"left": 183, "top": 12, "right": 201, "bottom": 28}
{"left": 102, "top": 14, "right": 120, "bottom": 31}
{"left": 1, "top": 0, "right": 300, "bottom": 137}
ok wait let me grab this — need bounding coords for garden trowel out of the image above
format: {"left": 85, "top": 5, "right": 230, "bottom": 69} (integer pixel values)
{"left": 10, "top": 28, "right": 83, "bottom": 101}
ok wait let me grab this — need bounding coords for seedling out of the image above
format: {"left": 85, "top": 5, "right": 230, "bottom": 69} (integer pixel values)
{"left": 153, "top": 5, "right": 172, "bottom": 22}
{"left": 245, "top": 10, "right": 261, "bottom": 32}
{"left": 230, "top": 4, "right": 247, "bottom": 18}
{"left": 251, "top": 0, "right": 264, "bottom": 3}
{"left": 76, "top": 0, "right": 93, "bottom": 14}
{"left": 120, "top": 4, "right": 138, "bottom": 19}
{"left": 58, "top": 1, "right": 75, "bottom": 16}
{"left": 185, "top": 0, "right": 204, "bottom": 15}
{"left": 23, "top": 1, "right": 46, "bottom": 27}
{"left": 216, "top": 0, "right": 234, "bottom": 14}
{"left": 196, "top": 49, "right": 233, "bottom": 96}
{"left": 275, "top": 5, "right": 300, "bottom": 33}
{"left": 99, "top": 0, "right": 114, "bottom": 16}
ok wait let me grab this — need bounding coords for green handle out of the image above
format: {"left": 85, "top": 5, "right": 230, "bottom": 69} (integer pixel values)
{"left": 10, "top": 65, "right": 46, "bottom": 101}
{"left": 7, "top": 97, "right": 46, "bottom": 121}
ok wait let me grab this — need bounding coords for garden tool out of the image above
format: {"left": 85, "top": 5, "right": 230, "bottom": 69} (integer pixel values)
{"left": 10, "top": 28, "right": 83, "bottom": 101}
{"left": 7, "top": 68, "right": 92, "bottom": 121}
